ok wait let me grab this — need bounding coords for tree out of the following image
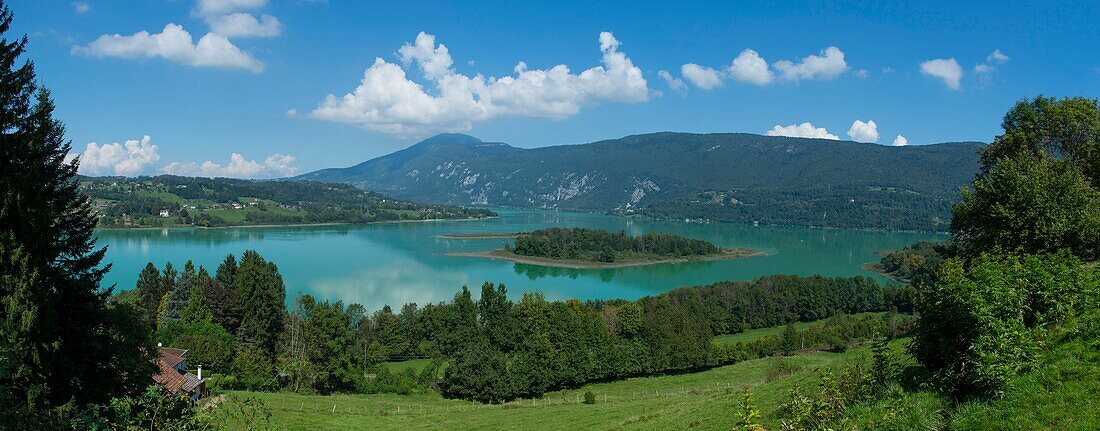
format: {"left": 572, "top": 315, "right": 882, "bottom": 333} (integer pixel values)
{"left": 951, "top": 154, "right": 1100, "bottom": 259}
{"left": 980, "top": 96, "right": 1100, "bottom": 186}
{"left": 0, "top": 1, "right": 154, "bottom": 424}
{"left": 134, "top": 262, "right": 163, "bottom": 326}
{"left": 780, "top": 323, "right": 799, "bottom": 355}
{"left": 909, "top": 253, "right": 1096, "bottom": 397}
{"left": 235, "top": 250, "right": 286, "bottom": 358}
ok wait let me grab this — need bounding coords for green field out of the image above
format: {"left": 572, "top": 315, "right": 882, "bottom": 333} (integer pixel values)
{"left": 219, "top": 347, "right": 862, "bottom": 430}
{"left": 711, "top": 312, "right": 885, "bottom": 345}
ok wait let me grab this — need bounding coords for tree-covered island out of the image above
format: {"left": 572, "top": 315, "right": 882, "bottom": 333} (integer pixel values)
{"left": 450, "top": 227, "right": 759, "bottom": 268}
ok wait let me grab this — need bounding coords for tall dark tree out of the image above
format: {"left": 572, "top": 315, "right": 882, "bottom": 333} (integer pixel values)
{"left": 235, "top": 250, "right": 286, "bottom": 357}
{"left": 133, "top": 262, "right": 163, "bottom": 325}
{"left": 0, "top": 1, "right": 153, "bottom": 424}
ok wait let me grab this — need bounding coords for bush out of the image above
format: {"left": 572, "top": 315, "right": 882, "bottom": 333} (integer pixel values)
{"left": 583, "top": 391, "right": 596, "bottom": 404}
{"left": 910, "top": 252, "right": 1097, "bottom": 397}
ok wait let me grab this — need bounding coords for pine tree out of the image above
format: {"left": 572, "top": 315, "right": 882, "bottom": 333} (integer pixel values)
{"left": 235, "top": 250, "right": 286, "bottom": 358}
{"left": 134, "top": 262, "right": 163, "bottom": 326}
{"left": 0, "top": 1, "right": 153, "bottom": 422}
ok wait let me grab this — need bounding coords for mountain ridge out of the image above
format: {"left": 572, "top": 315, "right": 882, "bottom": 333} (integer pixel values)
{"left": 300, "top": 132, "right": 983, "bottom": 231}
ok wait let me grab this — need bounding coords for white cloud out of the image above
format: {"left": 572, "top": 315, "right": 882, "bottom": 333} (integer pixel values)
{"left": 920, "top": 58, "right": 963, "bottom": 90}
{"left": 891, "top": 135, "right": 908, "bottom": 146}
{"left": 847, "top": 120, "right": 879, "bottom": 143}
{"left": 680, "top": 63, "right": 722, "bottom": 89}
{"left": 71, "top": 135, "right": 160, "bottom": 176}
{"left": 882, "top": 66, "right": 895, "bottom": 74}
{"left": 773, "top": 46, "right": 848, "bottom": 81}
{"left": 397, "top": 32, "right": 454, "bottom": 80}
{"left": 677, "top": 46, "right": 848, "bottom": 88}
{"left": 162, "top": 153, "right": 299, "bottom": 178}
{"left": 658, "top": 70, "right": 686, "bottom": 92}
{"left": 987, "top": 49, "right": 1010, "bottom": 64}
{"left": 766, "top": 122, "right": 839, "bottom": 140}
{"left": 193, "top": 0, "right": 267, "bottom": 16}
{"left": 72, "top": 2, "right": 90, "bottom": 13}
{"left": 205, "top": 13, "right": 282, "bottom": 38}
{"left": 854, "top": 69, "right": 869, "bottom": 78}
{"left": 72, "top": 23, "right": 264, "bottom": 73}
{"left": 973, "top": 63, "right": 994, "bottom": 73}
{"left": 308, "top": 31, "right": 649, "bottom": 137}
{"left": 726, "top": 49, "right": 773, "bottom": 85}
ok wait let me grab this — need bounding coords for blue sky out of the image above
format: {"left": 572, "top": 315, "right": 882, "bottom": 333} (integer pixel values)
{"left": 11, "top": 0, "right": 1100, "bottom": 177}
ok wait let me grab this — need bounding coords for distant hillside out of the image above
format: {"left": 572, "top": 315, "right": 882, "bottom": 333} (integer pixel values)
{"left": 301, "top": 133, "right": 983, "bottom": 231}
{"left": 79, "top": 175, "right": 495, "bottom": 228}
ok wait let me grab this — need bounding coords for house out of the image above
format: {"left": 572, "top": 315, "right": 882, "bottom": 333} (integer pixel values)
{"left": 159, "top": 209, "right": 170, "bottom": 217}
{"left": 153, "top": 346, "right": 208, "bottom": 402}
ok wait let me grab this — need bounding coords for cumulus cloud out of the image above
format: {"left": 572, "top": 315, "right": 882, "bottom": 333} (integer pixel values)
{"left": 726, "top": 49, "right": 773, "bottom": 85}
{"left": 658, "top": 70, "right": 686, "bottom": 92}
{"left": 766, "top": 122, "right": 839, "bottom": 140}
{"left": 680, "top": 63, "right": 722, "bottom": 89}
{"left": 973, "top": 63, "right": 994, "bottom": 73}
{"left": 193, "top": 0, "right": 267, "bottom": 16}
{"left": 854, "top": 69, "right": 869, "bottom": 78}
{"left": 891, "top": 135, "right": 908, "bottom": 147}
{"left": 72, "top": 23, "right": 264, "bottom": 73}
{"left": 308, "top": 31, "right": 649, "bottom": 137}
{"left": 675, "top": 46, "right": 847, "bottom": 88}
{"left": 773, "top": 46, "right": 849, "bottom": 81}
{"left": 847, "top": 119, "right": 879, "bottom": 143}
{"left": 72, "top": 2, "right": 90, "bottom": 13}
{"left": 70, "top": 135, "right": 160, "bottom": 176}
{"left": 920, "top": 58, "right": 963, "bottom": 90}
{"left": 162, "top": 153, "right": 299, "bottom": 178}
{"left": 205, "top": 13, "right": 282, "bottom": 38}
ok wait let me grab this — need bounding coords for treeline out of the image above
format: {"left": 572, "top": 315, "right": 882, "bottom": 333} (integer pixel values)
{"left": 510, "top": 227, "right": 720, "bottom": 263}
{"left": 713, "top": 312, "right": 917, "bottom": 364}
{"left": 121, "top": 252, "right": 912, "bottom": 403}
{"left": 636, "top": 185, "right": 957, "bottom": 232}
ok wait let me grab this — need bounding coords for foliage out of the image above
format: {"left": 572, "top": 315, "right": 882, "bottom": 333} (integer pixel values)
{"left": 951, "top": 154, "right": 1100, "bottom": 260}
{"left": 876, "top": 241, "right": 946, "bottom": 286}
{"left": 0, "top": 2, "right": 156, "bottom": 426}
{"left": 911, "top": 252, "right": 1096, "bottom": 397}
{"left": 236, "top": 250, "right": 286, "bottom": 358}
{"left": 979, "top": 96, "right": 1100, "bottom": 187}
{"left": 511, "top": 227, "right": 721, "bottom": 262}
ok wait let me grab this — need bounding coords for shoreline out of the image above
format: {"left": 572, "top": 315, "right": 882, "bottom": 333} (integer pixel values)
{"left": 94, "top": 215, "right": 498, "bottom": 231}
{"left": 447, "top": 248, "right": 764, "bottom": 269}
{"left": 436, "top": 232, "right": 525, "bottom": 239}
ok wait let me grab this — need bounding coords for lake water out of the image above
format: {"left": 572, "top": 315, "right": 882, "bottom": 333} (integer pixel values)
{"left": 96, "top": 209, "right": 943, "bottom": 311}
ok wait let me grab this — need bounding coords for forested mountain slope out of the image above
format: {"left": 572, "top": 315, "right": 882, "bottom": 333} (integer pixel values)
{"left": 302, "top": 133, "right": 982, "bottom": 231}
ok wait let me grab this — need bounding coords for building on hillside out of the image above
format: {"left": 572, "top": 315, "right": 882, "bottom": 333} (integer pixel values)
{"left": 153, "top": 346, "right": 208, "bottom": 402}
{"left": 159, "top": 209, "right": 170, "bottom": 217}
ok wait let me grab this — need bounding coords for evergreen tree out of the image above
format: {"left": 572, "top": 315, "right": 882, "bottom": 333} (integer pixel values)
{"left": 0, "top": 1, "right": 153, "bottom": 424}
{"left": 159, "top": 261, "right": 195, "bottom": 324}
{"left": 235, "top": 250, "right": 286, "bottom": 358}
{"left": 215, "top": 253, "right": 237, "bottom": 289}
{"left": 134, "top": 262, "right": 163, "bottom": 326}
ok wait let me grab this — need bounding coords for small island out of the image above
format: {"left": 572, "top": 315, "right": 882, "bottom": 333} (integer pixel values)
{"left": 450, "top": 227, "right": 761, "bottom": 268}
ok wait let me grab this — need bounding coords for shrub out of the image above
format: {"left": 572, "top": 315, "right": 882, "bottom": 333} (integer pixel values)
{"left": 583, "top": 391, "right": 596, "bottom": 404}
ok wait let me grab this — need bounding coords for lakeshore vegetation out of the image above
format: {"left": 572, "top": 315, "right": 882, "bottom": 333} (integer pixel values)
{"left": 79, "top": 175, "right": 496, "bottom": 228}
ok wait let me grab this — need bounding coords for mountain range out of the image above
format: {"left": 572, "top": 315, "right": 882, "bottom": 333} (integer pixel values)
{"left": 300, "top": 132, "right": 983, "bottom": 231}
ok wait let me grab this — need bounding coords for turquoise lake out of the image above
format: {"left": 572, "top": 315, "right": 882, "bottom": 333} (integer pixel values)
{"left": 95, "top": 209, "right": 943, "bottom": 311}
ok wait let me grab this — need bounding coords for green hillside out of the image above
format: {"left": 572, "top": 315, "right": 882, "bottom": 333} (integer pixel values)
{"left": 79, "top": 175, "right": 495, "bottom": 228}
{"left": 301, "top": 133, "right": 982, "bottom": 231}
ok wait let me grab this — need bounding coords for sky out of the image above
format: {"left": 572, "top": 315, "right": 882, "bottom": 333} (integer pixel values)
{"left": 10, "top": 0, "right": 1100, "bottom": 177}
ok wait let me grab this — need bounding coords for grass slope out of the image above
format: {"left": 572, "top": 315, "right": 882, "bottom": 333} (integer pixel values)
{"left": 222, "top": 349, "right": 862, "bottom": 430}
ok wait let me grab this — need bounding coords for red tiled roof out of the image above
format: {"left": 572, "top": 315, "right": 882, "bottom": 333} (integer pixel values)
{"left": 153, "top": 347, "right": 199, "bottom": 394}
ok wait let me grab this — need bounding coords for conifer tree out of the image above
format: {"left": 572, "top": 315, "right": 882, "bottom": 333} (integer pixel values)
{"left": 0, "top": 1, "right": 153, "bottom": 423}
